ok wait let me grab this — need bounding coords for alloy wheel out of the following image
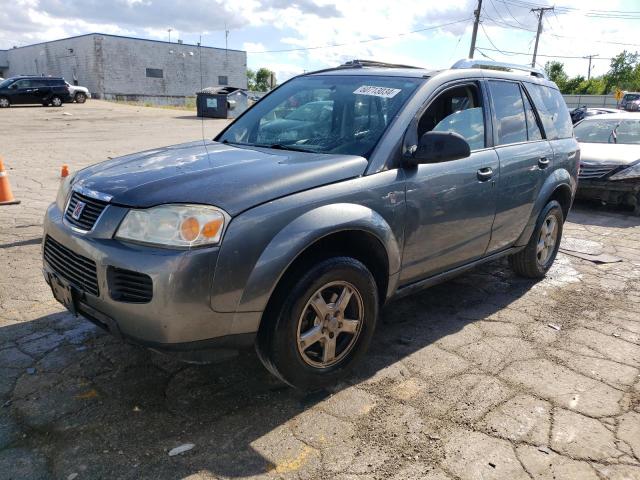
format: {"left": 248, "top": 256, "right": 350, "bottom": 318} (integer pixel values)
{"left": 0, "top": 98, "right": 9, "bottom": 108}
{"left": 296, "top": 281, "right": 364, "bottom": 368}
{"left": 536, "top": 214, "right": 558, "bottom": 266}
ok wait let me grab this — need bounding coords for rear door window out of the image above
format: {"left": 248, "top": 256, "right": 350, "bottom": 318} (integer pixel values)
{"left": 488, "top": 80, "right": 527, "bottom": 145}
{"left": 525, "top": 84, "right": 572, "bottom": 139}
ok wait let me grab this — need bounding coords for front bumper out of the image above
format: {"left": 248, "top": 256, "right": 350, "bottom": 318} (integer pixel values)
{"left": 43, "top": 202, "right": 259, "bottom": 348}
{"left": 576, "top": 178, "right": 640, "bottom": 207}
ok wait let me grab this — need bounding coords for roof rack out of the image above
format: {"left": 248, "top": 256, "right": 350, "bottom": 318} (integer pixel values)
{"left": 451, "top": 59, "right": 547, "bottom": 79}
{"left": 339, "top": 59, "right": 423, "bottom": 70}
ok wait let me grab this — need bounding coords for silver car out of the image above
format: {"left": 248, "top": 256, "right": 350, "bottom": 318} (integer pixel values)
{"left": 575, "top": 113, "right": 640, "bottom": 214}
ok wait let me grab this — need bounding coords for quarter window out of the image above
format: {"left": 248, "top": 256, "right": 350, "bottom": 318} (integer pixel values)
{"left": 488, "top": 81, "right": 528, "bottom": 146}
{"left": 525, "top": 84, "right": 572, "bottom": 140}
{"left": 418, "top": 84, "right": 486, "bottom": 151}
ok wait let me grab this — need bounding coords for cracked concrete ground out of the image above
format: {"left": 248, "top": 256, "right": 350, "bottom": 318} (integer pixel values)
{"left": 1, "top": 101, "right": 640, "bottom": 480}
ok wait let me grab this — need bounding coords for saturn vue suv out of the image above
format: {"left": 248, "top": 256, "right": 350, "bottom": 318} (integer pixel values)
{"left": 43, "top": 59, "right": 579, "bottom": 390}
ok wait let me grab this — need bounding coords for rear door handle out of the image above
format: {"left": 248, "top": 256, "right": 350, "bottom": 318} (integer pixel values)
{"left": 538, "top": 157, "right": 550, "bottom": 169}
{"left": 477, "top": 167, "right": 493, "bottom": 181}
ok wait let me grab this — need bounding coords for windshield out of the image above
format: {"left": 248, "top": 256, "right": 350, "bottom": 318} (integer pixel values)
{"left": 574, "top": 119, "right": 640, "bottom": 144}
{"left": 623, "top": 94, "right": 640, "bottom": 102}
{"left": 217, "top": 75, "right": 422, "bottom": 158}
{"left": 0, "top": 79, "right": 13, "bottom": 89}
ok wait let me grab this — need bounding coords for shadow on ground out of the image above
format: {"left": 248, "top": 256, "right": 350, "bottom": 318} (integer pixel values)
{"left": 0, "top": 256, "right": 539, "bottom": 479}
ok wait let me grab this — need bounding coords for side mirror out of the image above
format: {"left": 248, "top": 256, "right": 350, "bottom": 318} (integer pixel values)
{"left": 406, "top": 131, "right": 471, "bottom": 166}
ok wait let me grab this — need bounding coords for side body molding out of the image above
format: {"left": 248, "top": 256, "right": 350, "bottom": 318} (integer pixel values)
{"left": 237, "top": 203, "right": 401, "bottom": 314}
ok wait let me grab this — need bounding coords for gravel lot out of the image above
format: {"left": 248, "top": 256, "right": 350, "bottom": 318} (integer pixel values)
{"left": 1, "top": 100, "right": 639, "bottom": 480}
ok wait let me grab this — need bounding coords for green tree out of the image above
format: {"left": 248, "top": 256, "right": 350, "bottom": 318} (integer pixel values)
{"left": 544, "top": 61, "right": 568, "bottom": 91}
{"left": 563, "top": 75, "right": 585, "bottom": 94}
{"left": 246, "top": 67, "right": 276, "bottom": 91}
{"left": 604, "top": 51, "right": 639, "bottom": 92}
{"left": 246, "top": 69, "right": 257, "bottom": 90}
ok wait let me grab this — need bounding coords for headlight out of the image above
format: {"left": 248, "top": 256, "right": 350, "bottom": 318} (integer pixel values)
{"left": 609, "top": 162, "right": 640, "bottom": 181}
{"left": 56, "top": 173, "right": 76, "bottom": 211}
{"left": 115, "top": 204, "right": 227, "bottom": 248}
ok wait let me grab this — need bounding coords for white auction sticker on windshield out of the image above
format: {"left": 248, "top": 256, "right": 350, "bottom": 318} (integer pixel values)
{"left": 353, "top": 85, "right": 401, "bottom": 98}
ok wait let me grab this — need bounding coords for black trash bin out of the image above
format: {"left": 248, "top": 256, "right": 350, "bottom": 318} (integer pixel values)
{"left": 196, "top": 87, "right": 249, "bottom": 118}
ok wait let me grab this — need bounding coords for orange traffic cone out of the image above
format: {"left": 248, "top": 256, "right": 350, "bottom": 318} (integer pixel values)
{"left": 0, "top": 158, "right": 20, "bottom": 205}
{"left": 61, "top": 164, "right": 70, "bottom": 178}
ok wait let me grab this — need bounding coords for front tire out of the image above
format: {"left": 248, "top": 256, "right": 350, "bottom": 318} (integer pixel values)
{"left": 509, "top": 200, "right": 564, "bottom": 278}
{"left": 0, "top": 97, "right": 9, "bottom": 108}
{"left": 75, "top": 92, "right": 86, "bottom": 103}
{"left": 256, "top": 257, "right": 379, "bottom": 390}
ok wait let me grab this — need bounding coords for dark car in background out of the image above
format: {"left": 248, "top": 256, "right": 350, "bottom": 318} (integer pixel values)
{"left": 43, "top": 59, "right": 578, "bottom": 389}
{"left": 0, "top": 76, "right": 72, "bottom": 108}
{"left": 621, "top": 92, "right": 640, "bottom": 112}
{"left": 570, "top": 106, "right": 619, "bottom": 124}
{"left": 575, "top": 113, "right": 640, "bottom": 214}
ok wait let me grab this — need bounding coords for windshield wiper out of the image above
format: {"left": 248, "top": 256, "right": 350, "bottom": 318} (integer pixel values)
{"left": 260, "top": 143, "right": 315, "bottom": 153}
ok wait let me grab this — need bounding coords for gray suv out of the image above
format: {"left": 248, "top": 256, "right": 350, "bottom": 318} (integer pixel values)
{"left": 43, "top": 59, "right": 579, "bottom": 389}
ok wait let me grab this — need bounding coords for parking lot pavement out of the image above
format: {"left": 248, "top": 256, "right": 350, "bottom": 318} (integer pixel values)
{"left": 1, "top": 100, "right": 640, "bottom": 480}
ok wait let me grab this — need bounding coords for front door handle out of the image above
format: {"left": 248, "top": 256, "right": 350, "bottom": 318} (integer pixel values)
{"left": 538, "top": 157, "right": 550, "bottom": 169}
{"left": 477, "top": 167, "right": 493, "bottom": 181}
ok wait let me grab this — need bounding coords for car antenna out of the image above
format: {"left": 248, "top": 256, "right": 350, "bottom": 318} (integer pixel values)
{"left": 199, "top": 33, "right": 210, "bottom": 156}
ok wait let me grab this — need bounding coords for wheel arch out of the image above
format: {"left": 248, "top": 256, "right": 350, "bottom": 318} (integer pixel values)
{"left": 234, "top": 203, "right": 401, "bottom": 329}
{"left": 515, "top": 169, "right": 574, "bottom": 246}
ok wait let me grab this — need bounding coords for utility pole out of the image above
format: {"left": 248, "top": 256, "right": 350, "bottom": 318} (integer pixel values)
{"left": 531, "top": 7, "right": 554, "bottom": 68}
{"left": 469, "top": 0, "right": 483, "bottom": 59}
{"left": 584, "top": 54, "right": 599, "bottom": 80}
{"left": 167, "top": 28, "right": 173, "bottom": 43}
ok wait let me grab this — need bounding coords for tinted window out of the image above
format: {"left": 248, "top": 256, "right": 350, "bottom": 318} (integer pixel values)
{"left": 526, "top": 84, "right": 572, "bottom": 139}
{"left": 418, "top": 84, "right": 485, "bottom": 150}
{"left": 219, "top": 75, "right": 422, "bottom": 158}
{"left": 218, "top": 75, "right": 228, "bottom": 85}
{"left": 488, "top": 81, "right": 527, "bottom": 145}
{"left": 523, "top": 90, "right": 543, "bottom": 141}
{"left": 574, "top": 119, "right": 640, "bottom": 145}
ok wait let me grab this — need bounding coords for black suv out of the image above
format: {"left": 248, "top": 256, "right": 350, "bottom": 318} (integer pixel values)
{"left": 0, "top": 76, "right": 72, "bottom": 108}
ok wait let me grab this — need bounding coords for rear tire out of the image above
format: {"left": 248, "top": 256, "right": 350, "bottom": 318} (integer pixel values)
{"left": 0, "top": 97, "right": 9, "bottom": 108}
{"left": 509, "top": 200, "right": 564, "bottom": 279}
{"left": 75, "top": 92, "right": 86, "bottom": 103}
{"left": 256, "top": 257, "right": 378, "bottom": 390}
{"left": 51, "top": 96, "right": 63, "bottom": 107}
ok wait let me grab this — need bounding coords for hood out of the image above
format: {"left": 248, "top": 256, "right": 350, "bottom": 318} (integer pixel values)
{"left": 578, "top": 142, "right": 640, "bottom": 166}
{"left": 72, "top": 140, "right": 368, "bottom": 215}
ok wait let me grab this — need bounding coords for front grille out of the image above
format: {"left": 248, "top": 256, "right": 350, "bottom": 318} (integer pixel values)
{"left": 107, "top": 267, "right": 153, "bottom": 303}
{"left": 44, "top": 236, "right": 99, "bottom": 296}
{"left": 64, "top": 191, "right": 109, "bottom": 231}
{"left": 579, "top": 163, "right": 618, "bottom": 180}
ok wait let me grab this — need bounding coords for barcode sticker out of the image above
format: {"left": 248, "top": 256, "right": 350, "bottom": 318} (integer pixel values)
{"left": 353, "top": 85, "right": 401, "bottom": 98}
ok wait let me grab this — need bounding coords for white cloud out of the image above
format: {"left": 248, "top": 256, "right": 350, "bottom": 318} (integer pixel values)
{"left": 0, "top": 0, "right": 637, "bottom": 81}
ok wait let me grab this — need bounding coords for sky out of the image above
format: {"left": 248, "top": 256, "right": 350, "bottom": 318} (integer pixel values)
{"left": 1, "top": 0, "right": 639, "bottom": 83}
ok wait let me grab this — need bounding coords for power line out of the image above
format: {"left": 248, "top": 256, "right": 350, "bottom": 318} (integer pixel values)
{"left": 247, "top": 18, "right": 471, "bottom": 53}
{"left": 476, "top": 47, "right": 612, "bottom": 60}
{"left": 481, "top": 14, "right": 640, "bottom": 47}
{"left": 499, "top": 0, "right": 640, "bottom": 18}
